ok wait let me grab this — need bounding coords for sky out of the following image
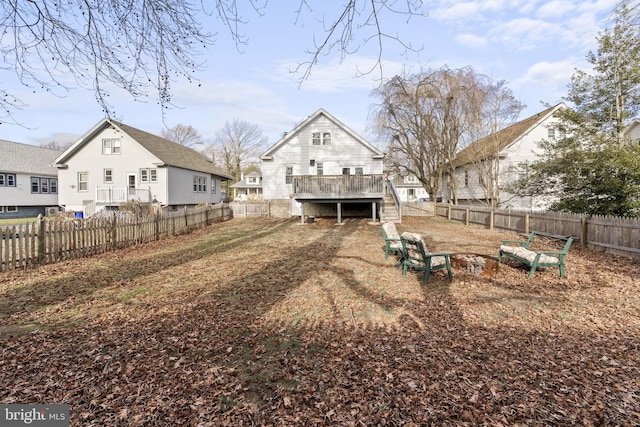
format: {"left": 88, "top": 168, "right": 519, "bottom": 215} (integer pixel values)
{"left": 0, "top": 0, "right": 620, "bottom": 152}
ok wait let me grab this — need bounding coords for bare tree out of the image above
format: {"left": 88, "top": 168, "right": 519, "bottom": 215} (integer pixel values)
{"left": 39, "top": 141, "right": 72, "bottom": 151}
{"left": 0, "top": 1, "right": 428, "bottom": 125}
{"left": 455, "top": 80, "right": 525, "bottom": 207}
{"left": 212, "top": 119, "right": 267, "bottom": 183}
{"left": 371, "top": 66, "right": 493, "bottom": 201}
{"left": 161, "top": 124, "right": 204, "bottom": 148}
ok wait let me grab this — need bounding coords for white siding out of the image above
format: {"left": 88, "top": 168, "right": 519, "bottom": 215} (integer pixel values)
{"left": 262, "top": 114, "right": 384, "bottom": 200}
{"left": 57, "top": 127, "right": 164, "bottom": 211}
{"left": 0, "top": 172, "right": 58, "bottom": 206}
{"left": 166, "top": 167, "right": 224, "bottom": 205}
{"left": 447, "top": 110, "right": 562, "bottom": 211}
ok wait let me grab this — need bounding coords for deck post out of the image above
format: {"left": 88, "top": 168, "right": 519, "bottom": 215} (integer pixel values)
{"left": 371, "top": 202, "right": 377, "bottom": 223}
{"left": 300, "top": 202, "right": 305, "bottom": 224}
{"left": 337, "top": 202, "right": 342, "bottom": 224}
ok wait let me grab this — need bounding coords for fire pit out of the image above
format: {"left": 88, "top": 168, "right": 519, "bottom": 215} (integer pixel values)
{"left": 450, "top": 253, "right": 500, "bottom": 278}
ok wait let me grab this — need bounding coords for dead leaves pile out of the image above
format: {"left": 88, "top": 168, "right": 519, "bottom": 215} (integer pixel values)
{"left": 0, "top": 217, "right": 638, "bottom": 426}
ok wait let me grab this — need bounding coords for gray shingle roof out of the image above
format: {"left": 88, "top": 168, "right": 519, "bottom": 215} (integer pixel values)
{"left": 54, "top": 118, "right": 232, "bottom": 180}
{"left": 453, "top": 104, "right": 562, "bottom": 167}
{"left": 0, "top": 139, "right": 61, "bottom": 175}
{"left": 113, "top": 121, "right": 232, "bottom": 180}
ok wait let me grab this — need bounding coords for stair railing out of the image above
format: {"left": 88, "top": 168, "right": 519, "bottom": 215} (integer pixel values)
{"left": 385, "top": 178, "right": 402, "bottom": 220}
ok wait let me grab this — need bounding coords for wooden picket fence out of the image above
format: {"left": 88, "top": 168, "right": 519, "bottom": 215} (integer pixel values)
{"left": 435, "top": 204, "right": 640, "bottom": 258}
{"left": 0, "top": 204, "right": 232, "bottom": 272}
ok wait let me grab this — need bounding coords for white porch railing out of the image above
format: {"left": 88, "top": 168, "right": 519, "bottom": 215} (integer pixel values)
{"left": 95, "top": 187, "right": 152, "bottom": 204}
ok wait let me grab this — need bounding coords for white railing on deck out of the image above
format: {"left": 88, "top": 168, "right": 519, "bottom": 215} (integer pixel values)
{"left": 292, "top": 174, "right": 384, "bottom": 199}
{"left": 95, "top": 187, "right": 151, "bottom": 204}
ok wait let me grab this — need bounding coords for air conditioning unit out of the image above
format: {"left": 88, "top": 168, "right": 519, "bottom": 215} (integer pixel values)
{"left": 46, "top": 206, "right": 59, "bottom": 216}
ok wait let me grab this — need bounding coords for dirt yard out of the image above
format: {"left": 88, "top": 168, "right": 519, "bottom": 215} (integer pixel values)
{"left": 0, "top": 216, "right": 638, "bottom": 425}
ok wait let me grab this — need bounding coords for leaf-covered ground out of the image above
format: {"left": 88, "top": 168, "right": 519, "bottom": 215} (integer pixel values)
{"left": 1, "top": 216, "right": 638, "bottom": 426}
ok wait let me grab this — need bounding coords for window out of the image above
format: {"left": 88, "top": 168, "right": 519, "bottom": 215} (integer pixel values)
{"left": 0, "top": 206, "right": 3, "bottom": 212}
{"left": 211, "top": 178, "right": 216, "bottom": 193}
{"left": 311, "top": 131, "right": 332, "bottom": 145}
{"left": 355, "top": 167, "right": 363, "bottom": 175}
{"left": 193, "top": 176, "right": 207, "bottom": 193}
{"left": 342, "top": 168, "right": 351, "bottom": 175}
{"left": 317, "top": 163, "right": 323, "bottom": 176}
{"left": 405, "top": 175, "right": 418, "bottom": 183}
{"left": 310, "top": 159, "right": 315, "bottom": 166}
{"left": 464, "top": 171, "right": 469, "bottom": 187}
{"left": 0, "top": 173, "right": 16, "bottom": 187}
{"left": 102, "top": 138, "right": 121, "bottom": 155}
{"left": 248, "top": 176, "right": 258, "bottom": 184}
{"left": 548, "top": 128, "right": 556, "bottom": 140}
{"left": 30, "top": 177, "right": 57, "bottom": 194}
{"left": 139, "top": 168, "right": 157, "bottom": 183}
{"left": 285, "top": 166, "right": 293, "bottom": 184}
{"left": 7, "top": 206, "right": 17, "bottom": 212}
{"left": 78, "top": 172, "right": 88, "bottom": 191}
{"left": 104, "top": 169, "right": 113, "bottom": 184}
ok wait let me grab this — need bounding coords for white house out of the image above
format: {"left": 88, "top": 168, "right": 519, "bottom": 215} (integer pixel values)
{"left": 0, "top": 140, "right": 61, "bottom": 219}
{"left": 52, "top": 118, "right": 232, "bottom": 217}
{"left": 229, "top": 171, "right": 263, "bottom": 201}
{"left": 622, "top": 119, "right": 640, "bottom": 144}
{"left": 388, "top": 173, "right": 430, "bottom": 202}
{"left": 443, "top": 103, "right": 565, "bottom": 211}
{"left": 259, "top": 109, "right": 386, "bottom": 222}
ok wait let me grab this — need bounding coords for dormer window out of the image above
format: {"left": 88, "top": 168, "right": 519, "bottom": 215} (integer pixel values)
{"left": 311, "top": 131, "right": 332, "bottom": 146}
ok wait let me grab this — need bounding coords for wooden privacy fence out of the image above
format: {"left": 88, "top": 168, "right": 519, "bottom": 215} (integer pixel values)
{"left": 435, "top": 204, "right": 640, "bottom": 258}
{"left": 1, "top": 204, "right": 232, "bottom": 272}
{"left": 229, "top": 201, "right": 270, "bottom": 218}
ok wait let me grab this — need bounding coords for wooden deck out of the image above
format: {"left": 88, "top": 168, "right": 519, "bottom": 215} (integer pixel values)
{"left": 292, "top": 174, "right": 384, "bottom": 200}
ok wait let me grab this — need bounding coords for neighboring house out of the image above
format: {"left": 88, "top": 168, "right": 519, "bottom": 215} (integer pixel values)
{"left": 443, "top": 103, "right": 565, "bottom": 211}
{"left": 389, "top": 173, "right": 430, "bottom": 202}
{"left": 622, "top": 119, "right": 640, "bottom": 144}
{"left": 229, "top": 171, "right": 263, "bottom": 201}
{"left": 52, "top": 118, "right": 232, "bottom": 217}
{"left": 260, "top": 109, "right": 386, "bottom": 222}
{"left": 0, "top": 140, "right": 61, "bottom": 219}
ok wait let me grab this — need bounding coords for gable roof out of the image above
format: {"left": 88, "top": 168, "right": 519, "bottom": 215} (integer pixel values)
{"left": 622, "top": 119, "right": 640, "bottom": 139}
{"left": 260, "top": 108, "right": 384, "bottom": 160}
{"left": 53, "top": 118, "right": 232, "bottom": 180}
{"left": 453, "top": 103, "right": 564, "bottom": 167}
{"left": 0, "top": 139, "right": 61, "bottom": 175}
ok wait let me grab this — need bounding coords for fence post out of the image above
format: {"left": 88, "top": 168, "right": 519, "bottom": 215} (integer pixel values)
{"left": 111, "top": 212, "right": 117, "bottom": 251}
{"left": 155, "top": 211, "right": 160, "bottom": 241}
{"left": 37, "top": 214, "right": 46, "bottom": 264}
{"left": 465, "top": 208, "right": 470, "bottom": 226}
{"left": 489, "top": 210, "right": 494, "bottom": 230}
{"left": 580, "top": 216, "right": 588, "bottom": 248}
{"left": 447, "top": 205, "right": 451, "bottom": 220}
{"left": 524, "top": 213, "right": 530, "bottom": 234}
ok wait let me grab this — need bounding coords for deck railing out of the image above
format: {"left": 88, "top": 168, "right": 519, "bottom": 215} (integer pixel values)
{"left": 292, "top": 174, "right": 384, "bottom": 199}
{"left": 96, "top": 187, "right": 152, "bottom": 204}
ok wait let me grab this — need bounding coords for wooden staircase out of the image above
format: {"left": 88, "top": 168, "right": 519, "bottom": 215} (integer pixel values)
{"left": 379, "top": 194, "right": 401, "bottom": 223}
